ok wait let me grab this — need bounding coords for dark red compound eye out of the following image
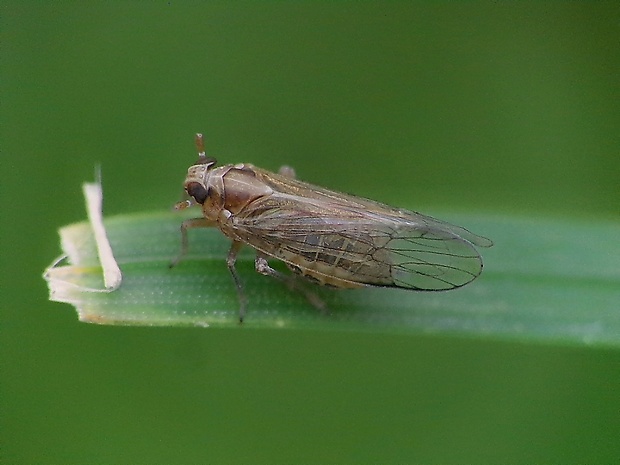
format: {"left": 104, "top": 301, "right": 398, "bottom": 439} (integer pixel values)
{"left": 186, "top": 182, "right": 208, "bottom": 204}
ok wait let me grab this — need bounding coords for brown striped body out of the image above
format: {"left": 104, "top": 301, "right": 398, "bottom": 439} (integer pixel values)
{"left": 174, "top": 134, "right": 492, "bottom": 320}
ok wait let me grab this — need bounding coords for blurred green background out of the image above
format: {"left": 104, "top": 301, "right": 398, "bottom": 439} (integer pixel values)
{"left": 3, "top": 2, "right": 619, "bottom": 463}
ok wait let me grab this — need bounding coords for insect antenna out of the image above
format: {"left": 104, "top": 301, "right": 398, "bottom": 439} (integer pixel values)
{"left": 194, "top": 133, "right": 217, "bottom": 167}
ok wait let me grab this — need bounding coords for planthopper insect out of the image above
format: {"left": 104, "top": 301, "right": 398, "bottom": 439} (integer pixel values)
{"left": 173, "top": 134, "right": 492, "bottom": 322}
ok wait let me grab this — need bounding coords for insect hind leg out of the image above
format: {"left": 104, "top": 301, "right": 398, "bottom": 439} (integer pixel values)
{"left": 255, "top": 253, "right": 327, "bottom": 314}
{"left": 278, "top": 165, "right": 296, "bottom": 179}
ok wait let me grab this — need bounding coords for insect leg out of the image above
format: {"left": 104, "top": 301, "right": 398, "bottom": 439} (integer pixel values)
{"left": 254, "top": 254, "right": 291, "bottom": 282}
{"left": 278, "top": 165, "right": 296, "bottom": 179}
{"left": 254, "top": 253, "right": 327, "bottom": 313}
{"left": 169, "top": 217, "right": 216, "bottom": 268}
{"left": 226, "top": 240, "right": 247, "bottom": 323}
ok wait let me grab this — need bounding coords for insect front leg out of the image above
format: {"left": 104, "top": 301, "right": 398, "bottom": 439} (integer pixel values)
{"left": 254, "top": 253, "right": 327, "bottom": 313}
{"left": 226, "top": 240, "right": 248, "bottom": 323}
{"left": 169, "top": 217, "right": 216, "bottom": 268}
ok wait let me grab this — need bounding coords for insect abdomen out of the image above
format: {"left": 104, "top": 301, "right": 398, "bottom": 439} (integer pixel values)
{"left": 279, "top": 232, "right": 394, "bottom": 288}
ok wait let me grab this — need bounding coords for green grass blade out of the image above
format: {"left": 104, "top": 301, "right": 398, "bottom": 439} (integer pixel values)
{"left": 43, "top": 210, "right": 620, "bottom": 347}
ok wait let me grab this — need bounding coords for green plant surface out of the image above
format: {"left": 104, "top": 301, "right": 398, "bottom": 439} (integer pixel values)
{"left": 45, "top": 209, "right": 620, "bottom": 347}
{"left": 7, "top": 3, "right": 620, "bottom": 463}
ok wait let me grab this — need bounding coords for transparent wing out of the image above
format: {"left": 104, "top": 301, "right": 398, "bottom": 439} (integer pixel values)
{"left": 376, "top": 217, "right": 486, "bottom": 290}
{"left": 229, "top": 194, "right": 491, "bottom": 291}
